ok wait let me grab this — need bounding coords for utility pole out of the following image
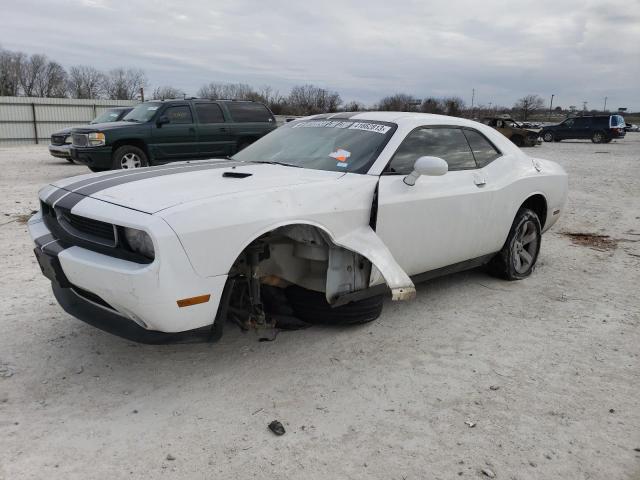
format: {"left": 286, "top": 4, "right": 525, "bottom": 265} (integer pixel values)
{"left": 471, "top": 88, "right": 475, "bottom": 118}
{"left": 582, "top": 101, "right": 588, "bottom": 112}
{"left": 139, "top": 87, "right": 144, "bottom": 102}
{"left": 549, "top": 94, "right": 554, "bottom": 121}
{"left": 603, "top": 96, "right": 608, "bottom": 112}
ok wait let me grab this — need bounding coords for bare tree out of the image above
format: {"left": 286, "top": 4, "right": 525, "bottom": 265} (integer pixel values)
{"left": 441, "top": 96, "right": 465, "bottom": 117}
{"left": 377, "top": 93, "right": 419, "bottom": 111}
{"left": 287, "top": 84, "right": 341, "bottom": 115}
{"left": 68, "top": 65, "right": 105, "bottom": 99}
{"left": 420, "top": 97, "right": 444, "bottom": 114}
{"left": 197, "top": 82, "right": 257, "bottom": 100}
{"left": 103, "top": 68, "right": 147, "bottom": 100}
{"left": 34, "top": 61, "right": 67, "bottom": 97}
{"left": 152, "top": 85, "right": 184, "bottom": 100}
{"left": 0, "top": 47, "right": 23, "bottom": 96}
{"left": 513, "top": 94, "right": 544, "bottom": 120}
{"left": 342, "top": 100, "right": 366, "bottom": 112}
{"left": 18, "top": 54, "right": 48, "bottom": 96}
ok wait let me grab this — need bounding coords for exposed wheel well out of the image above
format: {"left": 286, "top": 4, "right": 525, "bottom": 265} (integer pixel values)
{"left": 520, "top": 194, "right": 547, "bottom": 228}
{"left": 112, "top": 140, "right": 150, "bottom": 160}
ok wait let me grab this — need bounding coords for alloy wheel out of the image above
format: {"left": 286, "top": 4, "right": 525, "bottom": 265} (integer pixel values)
{"left": 120, "top": 153, "right": 142, "bottom": 169}
{"left": 513, "top": 219, "right": 539, "bottom": 274}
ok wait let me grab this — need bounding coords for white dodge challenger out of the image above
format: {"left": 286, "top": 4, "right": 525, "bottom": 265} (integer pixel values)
{"left": 29, "top": 112, "right": 567, "bottom": 343}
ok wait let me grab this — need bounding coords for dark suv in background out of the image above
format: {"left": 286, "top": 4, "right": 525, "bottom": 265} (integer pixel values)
{"left": 69, "top": 99, "right": 277, "bottom": 171}
{"left": 540, "top": 114, "right": 626, "bottom": 143}
{"left": 49, "top": 107, "right": 133, "bottom": 163}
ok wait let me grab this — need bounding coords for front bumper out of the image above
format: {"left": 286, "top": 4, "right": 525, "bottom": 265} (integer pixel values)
{"left": 28, "top": 201, "right": 227, "bottom": 342}
{"left": 70, "top": 146, "right": 113, "bottom": 168}
{"left": 48, "top": 144, "right": 72, "bottom": 159}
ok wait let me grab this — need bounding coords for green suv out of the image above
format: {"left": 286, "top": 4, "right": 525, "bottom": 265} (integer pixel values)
{"left": 69, "top": 99, "right": 277, "bottom": 171}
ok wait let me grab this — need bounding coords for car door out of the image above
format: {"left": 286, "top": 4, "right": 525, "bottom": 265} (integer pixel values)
{"left": 375, "top": 126, "right": 496, "bottom": 276}
{"left": 194, "top": 102, "right": 235, "bottom": 157}
{"left": 571, "top": 117, "right": 591, "bottom": 138}
{"left": 150, "top": 104, "right": 199, "bottom": 161}
{"left": 555, "top": 118, "right": 575, "bottom": 139}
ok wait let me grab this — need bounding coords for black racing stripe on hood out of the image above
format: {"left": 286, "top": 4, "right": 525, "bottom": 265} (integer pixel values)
{"left": 50, "top": 161, "right": 243, "bottom": 211}
{"left": 75, "top": 161, "right": 243, "bottom": 196}
{"left": 48, "top": 159, "right": 232, "bottom": 199}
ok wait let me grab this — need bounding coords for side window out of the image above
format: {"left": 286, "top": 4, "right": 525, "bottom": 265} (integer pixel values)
{"left": 226, "top": 102, "right": 274, "bottom": 123}
{"left": 195, "top": 103, "right": 225, "bottom": 123}
{"left": 164, "top": 105, "right": 193, "bottom": 124}
{"left": 563, "top": 118, "right": 575, "bottom": 128}
{"left": 388, "top": 127, "right": 476, "bottom": 175}
{"left": 573, "top": 118, "right": 588, "bottom": 128}
{"left": 462, "top": 129, "right": 501, "bottom": 168}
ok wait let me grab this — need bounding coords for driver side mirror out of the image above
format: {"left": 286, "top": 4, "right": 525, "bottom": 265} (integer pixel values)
{"left": 156, "top": 115, "right": 170, "bottom": 127}
{"left": 403, "top": 156, "right": 448, "bottom": 186}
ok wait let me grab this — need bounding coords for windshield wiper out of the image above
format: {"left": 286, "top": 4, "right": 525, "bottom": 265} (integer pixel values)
{"left": 251, "top": 160, "right": 301, "bottom": 168}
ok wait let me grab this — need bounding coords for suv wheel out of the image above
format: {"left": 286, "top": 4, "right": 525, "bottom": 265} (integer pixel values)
{"left": 542, "top": 131, "right": 554, "bottom": 142}
{"left": 112, "top": 145, "right": 148, "bottom": 170}
{"left": 591, "top": 131, "right": 606, "bottom": 143}
{"left": 487, "top": 208, "right": 541, "bottom": 280}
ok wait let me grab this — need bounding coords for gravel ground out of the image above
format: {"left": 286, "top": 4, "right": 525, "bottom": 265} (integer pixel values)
{"left": 1, "top": 137, "right": 639, "bottom": 480}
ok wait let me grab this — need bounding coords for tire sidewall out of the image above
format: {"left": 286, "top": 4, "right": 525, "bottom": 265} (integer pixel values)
{"left": 112, "top": 145, "right": 148, "bottom": 170}
{"left": 543, "top": 131, "right": 554, "bottom": 142}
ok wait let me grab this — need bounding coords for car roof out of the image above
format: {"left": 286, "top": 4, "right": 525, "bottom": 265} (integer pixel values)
{"left": 305, "top": 111, "right": 489, "bottom": 129}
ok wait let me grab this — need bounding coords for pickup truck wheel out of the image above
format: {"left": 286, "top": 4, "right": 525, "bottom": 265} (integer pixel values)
{"left": 591, "top": 131, "right": 606, "bottom": 143}
{"left": 112, "top": 145, "right": 148, "bottom": 170}
{"left": 487, "top": 208, "right": 541, "bottom": 280}
{"left": 542, "top": 131, "right": 554, "bottom": 142}
{"left": 285, "top": 285, "right": 383, "bottom": 325}
{"left": 511, "top": 135, "right": 524, "bottom": 147}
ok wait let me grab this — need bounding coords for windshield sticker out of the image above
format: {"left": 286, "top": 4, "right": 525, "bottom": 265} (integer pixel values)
{"left": 329, "top": 148, "right": 351, "bottom": 164}
{"left": 292, "top": 120, "right": 353, "bottom": 129}
{"left": 348, "top": 122, "right": 391, "bottom": 134}
{"left": 147, "top": 106, "right": 159, "bottom": 111}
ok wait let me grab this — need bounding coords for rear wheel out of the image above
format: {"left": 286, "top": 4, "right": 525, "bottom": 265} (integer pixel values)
{"left": 603, "top": 138, "right": 612, "bottom": 144}
{"left": 487, "top": 208, "right": 541, "bottom": 280}
{"left": 591, "top": 131, "right": 606, "bottom": 143}
{"left": 111, "top": 145, "right": 148, "bottom": 170}
{"left": 285, "top": 285, "right": 383, "bottom": 325}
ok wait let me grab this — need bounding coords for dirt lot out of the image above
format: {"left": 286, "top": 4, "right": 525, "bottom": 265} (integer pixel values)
{"left": 1, "top": 137, "right": 639, "bottom": 480}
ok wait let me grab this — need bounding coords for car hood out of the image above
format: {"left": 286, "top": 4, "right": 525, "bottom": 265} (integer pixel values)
{"left": 72, "top": 121, "right": 135, "bottom": 133}
{"left": 49, "top": 160, "right": 346, "bottom": 214}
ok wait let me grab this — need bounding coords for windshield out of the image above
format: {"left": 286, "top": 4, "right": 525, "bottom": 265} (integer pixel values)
{"left": 91, "top": 109, "right": 125, "bottom": 124}
{"left": 232, "top": 119, "right": 396, "bottom": 173}
{"left": 122, "top": 102, "right": 162, "bottom": 122}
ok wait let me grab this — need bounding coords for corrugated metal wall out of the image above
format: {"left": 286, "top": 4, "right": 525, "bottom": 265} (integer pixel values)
{"left": 0, "top": 97, "right": 137, "bottom": 145}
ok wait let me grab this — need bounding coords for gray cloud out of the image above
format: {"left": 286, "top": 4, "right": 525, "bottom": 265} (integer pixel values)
{"left": 2, "top": 0, "right": 639, "bottom": 109}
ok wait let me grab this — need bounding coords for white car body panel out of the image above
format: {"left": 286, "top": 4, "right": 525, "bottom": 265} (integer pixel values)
{"left": 30, "top": 112, "right": 567, "bottom": 336}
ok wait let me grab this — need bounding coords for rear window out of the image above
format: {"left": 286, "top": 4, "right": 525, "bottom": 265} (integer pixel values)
{"left": 610, "top": 115, "right": 625, "bottom": 127}
{"left": 226, "top": 102, "right": 274, "bottom": 123}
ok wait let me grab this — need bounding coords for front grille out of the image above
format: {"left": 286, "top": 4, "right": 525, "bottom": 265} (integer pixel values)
{"left": 51, "top": 135, "right": 66, "bottom": 145}
{"left": 57, "top": 207, "right": 116, "bottom": 245}
{"left": 72, "top": 133, "right": 88, "bottom": 147}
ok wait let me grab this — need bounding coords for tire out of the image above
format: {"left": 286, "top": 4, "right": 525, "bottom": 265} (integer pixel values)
{"left": 511, "top": 135, "right": 524, "bottom": 147}
{"left": 66, "top": 158, "right": 75, "bottom": 164}
{"left": 487, "top": 208, "right": 541, "bottom": 280}
{"left": 542, "top": 131, "right": 554, "bottom": 142}
{"left": 285, "top": 285, "right": 384, "bottom": 325}
{"left": 111, "top": 145, "right": 148, "bottom": 170}
{"left": 88, "top": 167, "right": 107, "bottom": 173}
{"left": 603, "top": 139, "right": 612, "bottom": 143}
{"left": 591, "top": 131, "right": 606, "bottom": 144}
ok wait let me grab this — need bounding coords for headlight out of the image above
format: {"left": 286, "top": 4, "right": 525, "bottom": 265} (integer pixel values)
{"left": 88, "top": 132, "right": 106, "bottom": 146}
{"left": 64, "top": 135, "right": 72, "bottom": 144}
{"left": 122, "top": 227, "right": 155, "bottom": 259}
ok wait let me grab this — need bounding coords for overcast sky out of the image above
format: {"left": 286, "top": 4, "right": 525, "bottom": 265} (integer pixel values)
{"left": 2, "top": 0, "right": 640, "bottom": 110}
